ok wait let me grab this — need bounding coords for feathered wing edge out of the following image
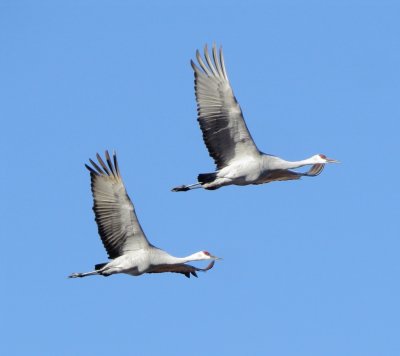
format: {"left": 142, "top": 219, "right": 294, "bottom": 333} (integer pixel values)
{"left": 85, "top": 151, "right": 126, "bottom": 259}
{"left": 254, "top": 163, "right": 325, "bottom": 185}
{"left": 192, "top": 43, "right": 228, "bottom": 81}
{"left": 147, "top": 261, "right": 215, "bottom": 278}
{"left": 191, "top": 44, "right": 260, "bottom": 169}
{"left": 84, "top": 151, "right": 150, "bottom": 259}
{"left": 304, "top": 163, "right": 324, "bottom": 176}
{"left": 84, "top": 150, "right": 120, "bottom": 180}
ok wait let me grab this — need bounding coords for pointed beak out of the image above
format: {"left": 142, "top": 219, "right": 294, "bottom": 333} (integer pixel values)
{"left": 211, "top": 255, "right": 222, "bottom": 261}
{"left": 326, "top": 158, "right": 340, "bottom": 163}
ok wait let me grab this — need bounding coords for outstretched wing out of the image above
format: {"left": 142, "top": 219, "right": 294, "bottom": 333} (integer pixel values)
{"left": 86, "top": 151, "right": 151, "bottom": 259}
{"left": 254, "top": 164, "right": 325, "bottom": 185}
{"left": 147, "top": 261, "right": 215, "bottom": 278}
{"left": 192, "top": 44, "right": 260, "bottom": 169}
{"left": 304, "top": 164, "right": 325, "bottom": 177}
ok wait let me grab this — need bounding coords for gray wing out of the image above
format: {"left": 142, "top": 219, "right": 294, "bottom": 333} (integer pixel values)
{"left": 254, "top": 164, "right": 325, "bottom": 184}
{"left": 304, "top": 164, "right": 325, "bottom": 177}
{"left": 146, "top": 261, "right": 215, "bottom": 278}
{"left": 193, "top": 44, "right": 260, "bottom": 169}
{"left": 86, "top": 151, "right": 151, "bottom": 259}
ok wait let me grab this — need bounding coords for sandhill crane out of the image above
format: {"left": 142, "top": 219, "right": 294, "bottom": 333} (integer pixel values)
{"left": 172, "top": 44, "right": 338, "bottom": 192}
{"left": 69, "top": 151, "right": 219, "bottom": 279}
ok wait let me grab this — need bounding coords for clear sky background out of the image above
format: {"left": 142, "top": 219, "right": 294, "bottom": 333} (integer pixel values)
{"left": 1, "top": 1, "right": 399, "bottom": 355}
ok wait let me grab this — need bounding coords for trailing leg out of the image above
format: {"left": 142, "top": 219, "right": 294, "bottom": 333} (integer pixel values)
{"left": 171, "top": 182, "right": 202, "bottom": 192}
{"left": 68, "top": 262, "right": 109, "bottom": 278}
{"left": 68, "top": 270, "right": 100, "bottom": 278}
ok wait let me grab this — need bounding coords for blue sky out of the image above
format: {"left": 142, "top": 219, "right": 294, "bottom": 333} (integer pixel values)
{"left": 1, "top": 1, "right": 399, "bottom": 355}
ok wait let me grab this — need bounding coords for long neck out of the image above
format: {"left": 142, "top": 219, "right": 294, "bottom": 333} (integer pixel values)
{"left": 172, "top": 252, "right": 205, "bottom": 264}
{"left": 152, "top": 250, "right": 205, "bottom": 265}
{"left": 265, "top": 155, "right": 317, "bottom": 170}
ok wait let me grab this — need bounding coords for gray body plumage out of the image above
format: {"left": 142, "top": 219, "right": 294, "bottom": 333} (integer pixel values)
{"left": 172, "top": 44, "right": 337, "bottom": 192}
{"left": 69, "top": 151, "right": 217, "bottom": 279}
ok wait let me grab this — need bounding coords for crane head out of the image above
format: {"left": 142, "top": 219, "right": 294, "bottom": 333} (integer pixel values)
{"left": 316, "top": 154, "right": 339, "bottom": 164}
{"left": 201, "top": 251, "right": 222, "bottom": 260}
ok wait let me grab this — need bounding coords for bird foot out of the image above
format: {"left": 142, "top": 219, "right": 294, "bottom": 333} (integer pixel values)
{"left": 171, "top": 185, "right": 190, "bottom": 192}
{"left": 68, "top": 273, "right": 81, "bottom": 278}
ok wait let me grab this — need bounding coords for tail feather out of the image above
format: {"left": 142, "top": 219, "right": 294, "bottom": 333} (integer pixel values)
{"left": 198, "top": 172, "right": 217, "bottom": 184}
{"left": 95, "top": 263, "right": 107, "bottom": 270}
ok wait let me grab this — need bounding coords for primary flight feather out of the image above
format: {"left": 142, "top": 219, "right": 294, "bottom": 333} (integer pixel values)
{"left": 69, "top": 151, "right": 219, "bottom": 279}
{"left": 172, "top": 44, "right": 338, "bottom": 192}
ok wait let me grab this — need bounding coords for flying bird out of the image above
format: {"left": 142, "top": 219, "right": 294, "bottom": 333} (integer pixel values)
{"left": 172, "top": 44, "right": 338, "bottom": 192}
{"left": 69, "top": 151, "right": 219, "bottom": 279}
